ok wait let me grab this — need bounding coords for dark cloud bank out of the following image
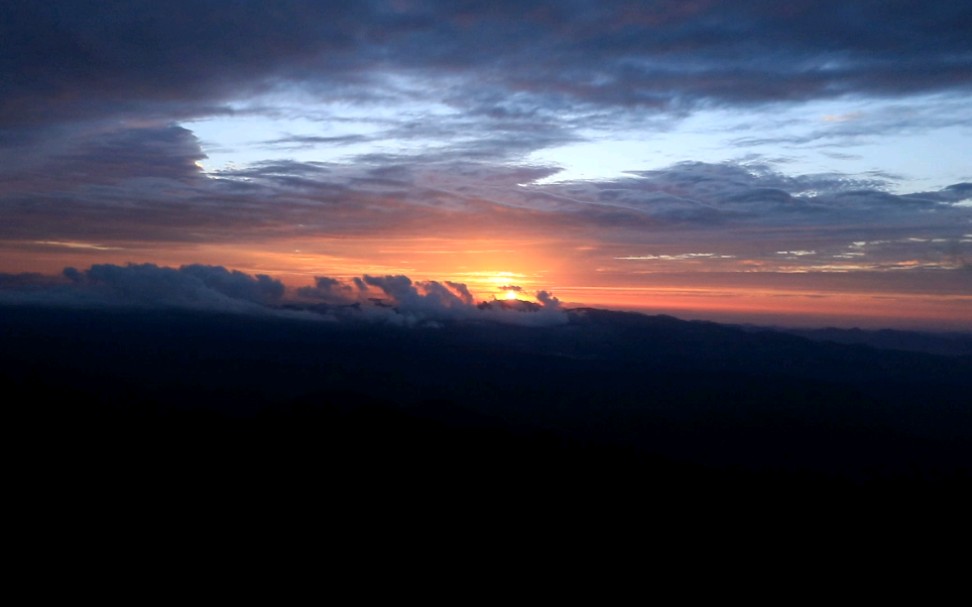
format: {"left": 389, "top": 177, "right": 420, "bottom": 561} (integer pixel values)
{"left": 3, "top": 1, "right": 969, "bottom": 128}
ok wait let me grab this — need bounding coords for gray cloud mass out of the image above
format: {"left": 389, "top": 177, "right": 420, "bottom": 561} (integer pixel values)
{"left": 3, "top": 1, "right": 969, "bottom": 132}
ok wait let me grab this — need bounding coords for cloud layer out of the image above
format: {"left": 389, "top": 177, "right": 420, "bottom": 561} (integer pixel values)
{"left": 4, "top": 150, "right": 967, "bottom": 276}
{"left": 4, "top": 1, "right": 970, "bottom": 128}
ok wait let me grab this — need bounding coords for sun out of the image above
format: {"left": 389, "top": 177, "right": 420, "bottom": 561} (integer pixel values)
{"left": 504, "top": 290, "right": 519, "bottom": 301}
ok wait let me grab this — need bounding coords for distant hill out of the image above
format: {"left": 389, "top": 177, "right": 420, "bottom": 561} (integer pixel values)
{"left": 770, "top": 325, "right": 972, "bottom": 357}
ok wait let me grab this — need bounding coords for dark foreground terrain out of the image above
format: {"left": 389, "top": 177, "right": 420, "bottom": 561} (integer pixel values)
{"left": 4, "top": 304, "right": 970, "bottom": 539}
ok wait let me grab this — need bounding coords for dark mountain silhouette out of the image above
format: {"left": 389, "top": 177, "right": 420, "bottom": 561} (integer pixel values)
{"left": 771, "top": 325, "right": 972, "bottom": 357}
{"left": 3, "top": 303, "right": 969, "bottom": 531}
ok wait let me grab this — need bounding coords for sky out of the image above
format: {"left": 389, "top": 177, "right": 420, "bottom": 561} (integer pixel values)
{"left": 1, "top": 0, "right": 970, "bottom": 329}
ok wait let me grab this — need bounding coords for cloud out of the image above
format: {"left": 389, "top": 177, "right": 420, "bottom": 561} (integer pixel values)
{"left": 2, "top": 147, "right": 968, "bottom": 276}
{"left": 0, "top": 124, "right": 205, "bottom": 198}
{"left": 261, "top": 134, "right": 374, "bottom": 149}
{"left": 355, "top": 274, "right": 565, "bottom": 325}
{"left": 0, "top": 1, "right": 365, "bottom": 129}
{"left": 296, "top": 276, "right": 360, "bottom": 305}
{"left": 0, "top": 272, "right": 61, "bottom": 289}
{"left": 75, "top": 263, "right": 285, "bottom": 310}
{"left": 362, "top": 275, "right": 472, "bottom": 320}
{"left": 299, "top": 273, "right": 567, "bottom": 326}
{"left": 0, "top": 263, "right": 288, "bottom": 313}
{"left": 0, "top": 263, "right": 569, "bottom": 326}
{"left": 2, "top": 1, "right": 969, "bottom": 137}
{"left": 445, "top": 281, "right": 475, "bottom": 304}
{"left": 536, "top": 290, "right": 561, "bottom": 310}
{"left": 179, "top": 264, "right": 285, "bottom": 304}
{"left": 529, "top": 161, "right": 966, "bottom": 234}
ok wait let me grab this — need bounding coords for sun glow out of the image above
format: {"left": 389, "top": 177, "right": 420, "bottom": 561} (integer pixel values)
{"left": 504, "top": 290, "right": 519, "bottom": 301}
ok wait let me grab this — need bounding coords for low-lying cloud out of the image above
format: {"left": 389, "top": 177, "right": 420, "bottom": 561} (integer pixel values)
{"left": 299, "top": 273, "right": 567, "bottom": 326}
{"left": 5, "top": 263, "right": 288, "bottom": 313}
{"left": 0, "top": 263, "right": 568, "bottom": 327}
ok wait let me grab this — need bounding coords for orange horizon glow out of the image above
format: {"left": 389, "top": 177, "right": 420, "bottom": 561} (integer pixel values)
{"left": 2, "top": 236, "right": 970, "bottom": 331}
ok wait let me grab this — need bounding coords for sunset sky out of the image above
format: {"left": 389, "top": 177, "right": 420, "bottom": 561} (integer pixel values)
{"left": 2, "top": 1, "right": 970, "bottom": 329}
